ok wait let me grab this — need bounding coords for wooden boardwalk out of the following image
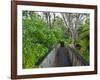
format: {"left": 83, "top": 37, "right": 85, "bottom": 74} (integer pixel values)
{"left": 39, "top": 44, "right": 89, "bottom": 68}
{"left": 54, "top": 46, "right": 72, "bottom": 67}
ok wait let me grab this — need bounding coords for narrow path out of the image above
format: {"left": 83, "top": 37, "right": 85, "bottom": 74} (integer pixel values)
{"left": 54, "top": 46, "right": 72, "bottom": 67}
{"left": 39, "top": 43, "right": 88, "bottom": 68}
{"left": 39, "top": 44, "right": 72, "bottom": 68}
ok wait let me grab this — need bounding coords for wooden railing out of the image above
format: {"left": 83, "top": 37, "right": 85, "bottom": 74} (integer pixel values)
{"left": 39, "top": 43, "right": 89, "bottom": 67}
{"left": 39, "top": 44, "right": 60, "bottom": 68}
{"left": 67, "top": 46, "right": 89, "bottom": 66}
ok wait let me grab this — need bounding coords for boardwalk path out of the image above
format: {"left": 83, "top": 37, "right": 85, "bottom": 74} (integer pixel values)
{"left": 39, "top": 43, "right": 89, "bottom": 68}
{"left": 39, "top": 44, "right": 72, "bottom": 67}
{"left": 54, "top": 46, "right": 72, "bottom": 67}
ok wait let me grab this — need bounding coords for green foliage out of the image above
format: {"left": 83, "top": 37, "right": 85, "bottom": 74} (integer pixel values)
{"left": 22, "top": 13, "right": 66, "bottom": 68}
{"left": 75, "top": 19, "right": 90, "bottom": 62}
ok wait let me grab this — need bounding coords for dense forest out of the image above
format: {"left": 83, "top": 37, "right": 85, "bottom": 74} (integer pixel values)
{"left": 22, "top": 11, "right": 90, "bottom": 68}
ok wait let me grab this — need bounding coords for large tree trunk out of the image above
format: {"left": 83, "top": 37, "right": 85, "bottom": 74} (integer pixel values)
{"left": 61, "top": 13, "right": 88, "bottom": 48}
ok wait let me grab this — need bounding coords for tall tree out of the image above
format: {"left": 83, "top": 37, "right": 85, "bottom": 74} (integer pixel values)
{"left": 61, "top": 13, "right": 89, "bottom": 48}
{"left": 43, "top": 12, "right": 52, "bottom": 28}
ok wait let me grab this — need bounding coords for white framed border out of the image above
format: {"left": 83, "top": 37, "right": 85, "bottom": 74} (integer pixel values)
{"left": 17, "top": 5, "right": 95, "bottom": 75}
